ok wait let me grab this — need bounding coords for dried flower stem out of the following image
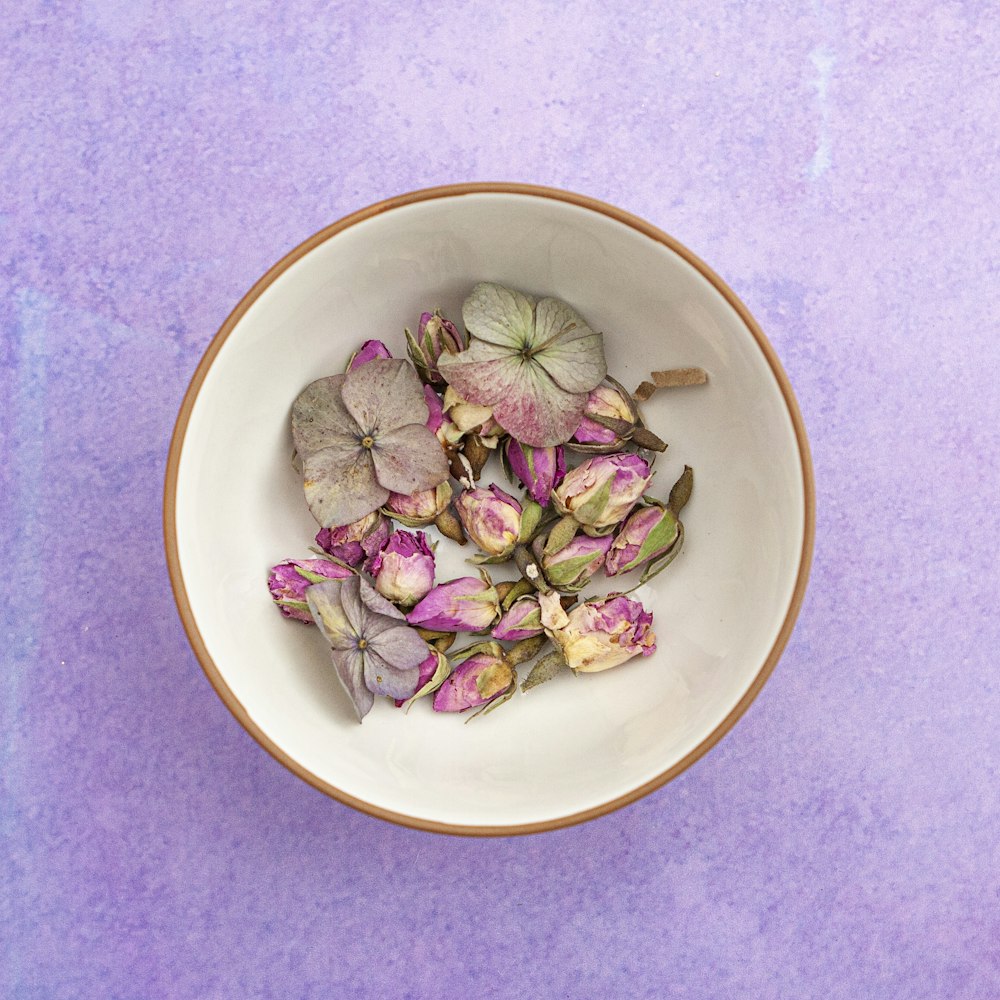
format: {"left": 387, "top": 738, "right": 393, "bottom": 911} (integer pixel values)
{"left": 634, "top": 367, "right": 708, "bottom": 401}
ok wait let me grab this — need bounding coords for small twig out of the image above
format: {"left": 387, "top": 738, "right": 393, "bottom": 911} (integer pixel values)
{"left": 635, "top": 367, "right": 708, "bottom": 401}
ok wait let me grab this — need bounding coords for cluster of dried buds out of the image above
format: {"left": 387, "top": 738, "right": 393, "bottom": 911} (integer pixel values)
{"left": 269, "top": 283, "right": 704, "bottom": 722}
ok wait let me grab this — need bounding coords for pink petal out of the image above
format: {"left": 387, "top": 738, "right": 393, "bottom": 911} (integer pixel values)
{"left": 440, "top": 350, "right": 587, "bottom": 447}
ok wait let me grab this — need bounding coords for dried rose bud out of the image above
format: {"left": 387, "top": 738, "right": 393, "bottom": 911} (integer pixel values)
{"left": 539, "top": 533, "right": 613, "bottom": 592}
{"left": 383, "top": 481, "right": 453, "bottom": 527}
{"left": 432, "top": 641, "right": 514, "bottom": 713}
{"left": 504, "top": 440, "right": 565, "bottom": 507}
{"left": 605, "top": 503, "right": 679, "bottom": 577}
{"left": 491, "top": 594, "right": 544, "bottom": 641}
{"left": 347, "top": 339, "right": 393, "bottom": 371}
{"left": 367, "top": 530, "right": 436, "bottom": 608}
{"left": 552, "top": 453, "right": 652, "bottom": 533}
{"left": 394, "top": 647, "right": 449, "bottom": 707}
{"left": 267, "top": 558, "right": 353, "bottom": 623}
{"left": 547, "top": 593, "right": 656, "bottom": 673}
{"left": 315, "top": 511, "right": 390, "bottom": 567}
{"left": 572, "top": 383, "right": 635, "bottom": 446}
{"left": 454, "top": 484, "right": 522, "bottom": 558}
{"left": 405, "top": 309, "right": 467, "bottom": 387}
{"left": 406, "top": 573, "right": 500, "bottom": 632}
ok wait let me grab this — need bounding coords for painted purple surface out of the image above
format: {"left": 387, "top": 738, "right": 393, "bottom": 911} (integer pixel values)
{"left": 2, "top": 2, "right": 998, "bottom": 997}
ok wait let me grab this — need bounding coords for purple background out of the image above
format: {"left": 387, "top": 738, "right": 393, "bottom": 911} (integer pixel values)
{"left": 3, "top": 2, "right": 998, "bottom": 997}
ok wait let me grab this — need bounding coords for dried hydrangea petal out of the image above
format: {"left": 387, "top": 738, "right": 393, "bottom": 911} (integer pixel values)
{"left": 340, "top": 358, "right": 429, "bottom": 436}
{"left": 371, "top": 424, "right": 450, "bottom": 495}
{"left": 291, "top": 375, "right": 360, "bottom": 459}
{"left": 302, "top": 447, "right": 388, "bottom": 528}
{"left": 531, "top": 297, "right": 607, "bottom": 394}
{"left": 461, "top": 282, "right": 535, "bottom": 349}
{"left": 440, "top": 347, "right": 588, "bottom": 447}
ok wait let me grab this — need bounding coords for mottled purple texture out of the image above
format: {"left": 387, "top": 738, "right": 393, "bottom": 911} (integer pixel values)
{"left": 2, "top": 3, "right": 998, "bottom": 999}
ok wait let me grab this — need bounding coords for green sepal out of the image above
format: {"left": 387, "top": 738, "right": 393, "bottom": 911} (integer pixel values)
{"left": 521, "top": 650, "right": 568, "bottom": 692}
{"left": 639, "top": 520, "right": 685, "bottom": 584}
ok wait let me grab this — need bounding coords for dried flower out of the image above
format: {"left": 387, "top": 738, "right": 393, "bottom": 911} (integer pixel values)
{"left": 315, "top": 511, "right": 390, "bottom": 567}
{"left": 432, "top": 641, "right": 515, "bottom": 713}
{"left": 405, "top": 309, "right": 467, "bottom": 387}
{"left": 454, "top": 484, "right": 522, "bottom": 559}
{"left": 267, "top": 558, "right": 354, "bottom": 623}
{"left": 572, "top": 382, "right": 635, "bottom": 446}
{"left": 394, "top": 647, "right": 450, "bottom": 707}
{"left": 383, "top": 481, "right": 453, "bottom": 527}
{"left": 504, "top": 440, "right": 565, "bottom": 507}
{"left": 347, "top": 339, "right": 393, "bottom": 371}
{"left": 491, "top": 594, "right": 544, "bottom": 641}
{"left": 538, "top": 533, "right": 613, "bottom": 592}
{"left": 436, "top": 282, "right": 607, "bottom": 447}
{"left": 406, "top": 573, "right": 500, "bottom": 632}
{"left": 605, "top": 503, "right": 679, "bottom": 577}
{"left": 367, "top": 530, "right": 436, "bottom": 608}
{"left": 291, "top": 359, "right": 450, "bottom": 527}
{"left": 306, "top": 576, "right": 431, "bottom": 720}
{"left": 552, "top": 453, "right": 652, "bottom": 534}
{"left": 542, "top": 592, "right": 656, "bottom": 673}
{"left": 423, "top": 385, "right": 445, "bottom": 436}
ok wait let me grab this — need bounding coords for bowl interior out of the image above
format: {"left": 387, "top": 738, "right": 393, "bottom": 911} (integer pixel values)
{"left": 171, "top": 190, "right": 809, "bottom": 831}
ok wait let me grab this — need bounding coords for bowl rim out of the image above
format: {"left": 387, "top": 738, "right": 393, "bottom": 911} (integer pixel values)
{"left": 163, "top": 182, "right": 816, "bottom": 836}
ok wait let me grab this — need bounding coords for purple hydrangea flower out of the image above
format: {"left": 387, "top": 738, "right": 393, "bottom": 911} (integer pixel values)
{"left": 306, "top": 576, "right": 431, "bottom": 721}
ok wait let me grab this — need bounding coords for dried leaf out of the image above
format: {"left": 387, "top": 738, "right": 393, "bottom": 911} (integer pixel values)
{"left": 521, "top": 650, "right": 568, "bottom": 692}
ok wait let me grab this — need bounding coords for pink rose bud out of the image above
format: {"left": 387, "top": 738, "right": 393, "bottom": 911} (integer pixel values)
{"left": 504, "top": 440, "right": 565, "bottom": 507}
{"left": 405, "top": 308, "right": 467, "bottom": 387}
{"left": 267, "top": 558, "right": 354, "bottom": 623}
{"left": 406, "top": 574, "right": 500, "bottom": 632}
{"left": 552, "top": 453, "right": 652, "bottom": 532}
{"left": 383, "top": 481, "right": 453, "bottom": 527}
{"left": 491, "top": 595, "right": 544, "bottom": 641}
{"left": 454, "top": 484, "right": 522, "bottom": 558}
{"left": 572, "top": 383, "right": 635, "bottom": 445}
{"left": 549, "top": 594, "right": 656, "bottom": 673}
{"left": 605, "top": 504, "right": 679, "bottom": 577}
{"left": 347, "top": 339, "right": 393, "bottom": 371}
{"left": 394, "top": 647, "right": 447, "bottom": 707}
{"left": 424, "top": 384, "right": 445, "bottom": 435}
{"left": 315, "top": 510, "right": 390, "bottom": 567}
{"left": 367, "top": 530, "right": 436, "bottom": 608}
{"left": 540, "top": 533, "right": 613, "bottom": 592}
{"left": 432, "top": 642, "right": 514, "bottom": 713}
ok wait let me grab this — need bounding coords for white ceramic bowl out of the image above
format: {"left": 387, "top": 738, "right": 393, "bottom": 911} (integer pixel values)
{"left": 165, "top": 184, "right": 814, "bottom": 835}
